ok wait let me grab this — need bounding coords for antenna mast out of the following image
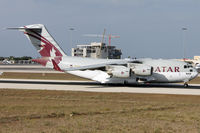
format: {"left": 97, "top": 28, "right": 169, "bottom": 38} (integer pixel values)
{"left": 101, "top": 28, "right": 106, "bottom": 44}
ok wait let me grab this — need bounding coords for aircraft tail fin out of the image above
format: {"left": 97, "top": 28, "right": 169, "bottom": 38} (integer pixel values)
{"left": 7, "top": 24, "right": 66, "bottom": 57}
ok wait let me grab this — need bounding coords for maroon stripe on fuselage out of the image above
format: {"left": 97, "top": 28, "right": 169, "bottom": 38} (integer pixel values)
{"left": 52, "top": 59, "right": 63, "bottom": 72}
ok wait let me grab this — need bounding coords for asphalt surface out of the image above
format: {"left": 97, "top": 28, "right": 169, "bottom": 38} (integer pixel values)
{"left": 0, "top": 79, "right": 200, "bottom": 95}
{"left": 0, "top": 64, "right": 61, "bottom": 73}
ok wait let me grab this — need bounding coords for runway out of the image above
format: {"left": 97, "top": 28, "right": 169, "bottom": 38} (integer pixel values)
{"left": 0, "top": 64, "right": 61, "bottom": 73}
{"left": 0, "top": 79, "right": 200, "bottom": 95}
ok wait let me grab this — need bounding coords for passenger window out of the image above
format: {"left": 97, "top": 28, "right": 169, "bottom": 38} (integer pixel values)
{"left": 184, "top": 65, "right": 187, "bottom": 68}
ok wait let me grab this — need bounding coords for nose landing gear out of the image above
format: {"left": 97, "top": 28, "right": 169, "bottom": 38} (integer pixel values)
{"left": 184, "top": 82, "right": 189, "bottom": 88}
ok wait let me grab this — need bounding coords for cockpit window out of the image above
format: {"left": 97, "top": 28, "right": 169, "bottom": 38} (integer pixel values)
{"left": 189, "top": 65, "right": 193, "bottom": 68}
{"left": 184, "top": 65, "right": 187, "bottom": 69}
{"left": 184, "top": 64, "right": 193, "bottom": 69}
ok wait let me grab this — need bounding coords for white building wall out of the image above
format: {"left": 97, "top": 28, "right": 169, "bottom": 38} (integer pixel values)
{"left": 71, "top": 42, "right": 121, "bottom": 59}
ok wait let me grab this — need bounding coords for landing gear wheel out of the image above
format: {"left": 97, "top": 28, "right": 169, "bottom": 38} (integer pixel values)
{"left": 124, "top": 80, "right": 128, "bottom": 85}
{"left": 184, "top": 83, "right": 189, "bottom": 88}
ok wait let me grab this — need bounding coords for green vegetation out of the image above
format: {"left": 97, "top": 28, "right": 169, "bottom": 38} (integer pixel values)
{"left": 0, "top": 56, "right": 32, "bottom": 61}
{"left": 0, "top": 90, "right": 200, "bottom": 132}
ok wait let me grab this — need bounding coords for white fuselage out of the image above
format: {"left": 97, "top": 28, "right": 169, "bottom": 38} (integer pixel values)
{"left": 49, "top": 56, "right": 198, "bottom": 84}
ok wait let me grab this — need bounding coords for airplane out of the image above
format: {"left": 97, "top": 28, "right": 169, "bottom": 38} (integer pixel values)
{"left": 2, "top": 59, "right": 11, "bottom": 64}
{"left": 7, "top": 24, "right": 199, "bottom": 87}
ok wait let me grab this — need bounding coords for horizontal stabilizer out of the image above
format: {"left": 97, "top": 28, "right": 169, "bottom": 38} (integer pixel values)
{"left": 7, "top": 27, "right": 41, "bottom": 30}
{"left": 7, "top": 24, "right": 66, "bottom": 57}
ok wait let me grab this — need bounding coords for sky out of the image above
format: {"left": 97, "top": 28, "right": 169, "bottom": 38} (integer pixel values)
{"left": 0, "top": 0, "right": 200, "bottom": 59}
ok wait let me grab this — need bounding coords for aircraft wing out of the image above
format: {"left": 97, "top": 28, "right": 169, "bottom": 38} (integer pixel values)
{"left": 64, "top": 64, "right": 107, "bottom": 71}
{"left": 64, "top": 60, "right": 140, "bottom": 71}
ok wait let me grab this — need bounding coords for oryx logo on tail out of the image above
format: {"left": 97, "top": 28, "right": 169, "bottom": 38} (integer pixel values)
{"left": 23, "top": 24, "right": 65, "bottom": 58}
{"left": 8, "top": 24, "right": 66, "bottom": 67}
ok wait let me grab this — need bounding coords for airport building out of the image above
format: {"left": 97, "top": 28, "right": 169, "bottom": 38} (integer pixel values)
{"left": 194, "top": 56, "right": 200, "bottom": 61}
{"left": 179, "top": 56, "right": 200, "bottom": 65}
{"left": 71, "top": 42, "right": 122, "bottom": 59}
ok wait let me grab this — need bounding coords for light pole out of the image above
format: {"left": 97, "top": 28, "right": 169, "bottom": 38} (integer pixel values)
{"left": 182, "top": 27, "right": 187, "bottom": 60}
{"left": 69, "top": 27, "right": 75, "bottom": 52}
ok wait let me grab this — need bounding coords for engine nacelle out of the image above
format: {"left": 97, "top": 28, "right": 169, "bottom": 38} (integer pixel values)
{"left": 132, "top": 65, "right": 153, "bottom": 76}
{"left": 106, "top": 65, "right": 131, "bottom": 78}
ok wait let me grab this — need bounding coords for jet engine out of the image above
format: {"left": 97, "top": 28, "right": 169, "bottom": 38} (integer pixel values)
{"left": 132, "top": 65, "right": 153, "bottom": 76}
{"left": 106, "top": 65, "right": 131, "bottom": 78}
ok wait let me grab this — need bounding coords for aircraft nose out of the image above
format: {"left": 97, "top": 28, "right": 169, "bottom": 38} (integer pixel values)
{"left": 192, "top": 69, "right": 199, "bottom": 79}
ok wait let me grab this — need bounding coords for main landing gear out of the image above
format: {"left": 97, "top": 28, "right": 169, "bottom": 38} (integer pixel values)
{"left": 184, "top": 82, "right": 189, "bottom": 88}
{"left": 124, "top": 80, "right": 128, "bottom": 85}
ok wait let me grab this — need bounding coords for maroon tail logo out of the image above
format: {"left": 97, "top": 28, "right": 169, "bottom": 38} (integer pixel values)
{"left": 24, "top": 30, "right": 63, "bottom": 57}
{"left": 24, "top": 28, "right": 63, "bottom": 66}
